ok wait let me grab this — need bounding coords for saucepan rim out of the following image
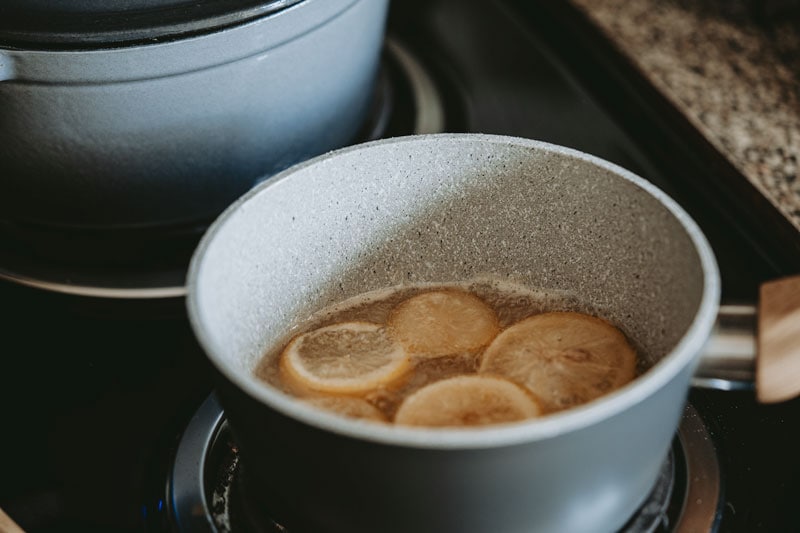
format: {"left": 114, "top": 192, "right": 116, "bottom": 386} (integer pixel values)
{"left": 186, "top": 133, "right": 721, "bottom": 449}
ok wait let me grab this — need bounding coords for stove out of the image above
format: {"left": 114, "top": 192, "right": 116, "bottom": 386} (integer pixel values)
{"left": 166, "top": 395, "right": 721, "bottom": 533}
{"left": 2, "top": 1, "right": 800, "bottom": 532}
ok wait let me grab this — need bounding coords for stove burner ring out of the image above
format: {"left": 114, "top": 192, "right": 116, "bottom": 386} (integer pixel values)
{"left": 168, "top": 396, "right": 721, "bottom": 533}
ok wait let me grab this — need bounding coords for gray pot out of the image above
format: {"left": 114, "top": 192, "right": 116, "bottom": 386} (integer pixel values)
{"left": 187, "top": 134, "right": 721, "bottom": 533}
{"left": 0, "top": 0, "right": 388, "bottom": 228}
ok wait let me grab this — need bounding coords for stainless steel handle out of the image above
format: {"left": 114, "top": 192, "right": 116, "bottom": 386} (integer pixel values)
{"left": 692, "top": 304, "right": 757, "bottom": 391}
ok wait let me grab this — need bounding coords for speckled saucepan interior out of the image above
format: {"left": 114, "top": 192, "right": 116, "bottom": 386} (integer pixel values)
{"left": 186, "top": 134, "right": 720, "bottom": 533}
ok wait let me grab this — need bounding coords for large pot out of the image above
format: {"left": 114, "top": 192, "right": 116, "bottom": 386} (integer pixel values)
{"left": 0, "top": 0, "right": 388, "bottom": 229}
{"left": 187, "top": 134, "right": 775, "bottom": 532}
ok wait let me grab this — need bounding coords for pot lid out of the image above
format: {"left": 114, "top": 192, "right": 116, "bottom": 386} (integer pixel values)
{"left": 0, "top": 0, "right": 305, "bottom": 48}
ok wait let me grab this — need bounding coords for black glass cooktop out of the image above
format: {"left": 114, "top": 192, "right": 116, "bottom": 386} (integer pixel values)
{"left": 2, "top": 1, "right": 799, "bottom": 532}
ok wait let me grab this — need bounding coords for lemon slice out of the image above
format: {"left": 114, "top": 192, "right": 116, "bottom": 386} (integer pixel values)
{"left": 304, "top": 396, "right": 387, "bottom": 422}
{"left": 387, "top": 290, "right": 499, "bottom": 358}
{"left": 394, "top": 375, "right": 542, "bottom": 427}
{"left": 479, "top": 312, "right": 637, "bottom": 412}
{"left": 281, "top": 321, "right": 410, "bottom": 394}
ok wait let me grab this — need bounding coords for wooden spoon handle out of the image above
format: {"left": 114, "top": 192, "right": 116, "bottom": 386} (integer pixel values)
{"left": 0, "top": 507, "right": 25, "bottom": 533}
{"left": 757, "top": 274, "right": 800, "bottom": 403}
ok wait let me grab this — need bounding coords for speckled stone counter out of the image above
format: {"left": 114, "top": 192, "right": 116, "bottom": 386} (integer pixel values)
{"left": 570, "top": 0, "right": 800, "bottom": 230}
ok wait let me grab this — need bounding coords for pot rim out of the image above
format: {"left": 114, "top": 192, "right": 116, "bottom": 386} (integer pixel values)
{"left": 186, "top": 133, "right": 721, "bottom": 450}
{"left": 0, "top": 0, "right": 306, "bottom": 49}
{"left": 0, "top": 0, "right": 360, "bottom": 83}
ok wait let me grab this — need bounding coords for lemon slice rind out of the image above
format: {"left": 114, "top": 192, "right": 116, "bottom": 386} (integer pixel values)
{"left": 281, "top": 321, "right": 410, "bottom": 394}
{"left": 479, "top": 311, "right": 637, "bottom": 412}
{"left": 387, "top": 289, "right": 500, "bottom": 358}
{"left": 394, "top": 374, "right": 542, "bottom": 427}
{"left": 304, "top": 396, "right": 387, "bottom": 422}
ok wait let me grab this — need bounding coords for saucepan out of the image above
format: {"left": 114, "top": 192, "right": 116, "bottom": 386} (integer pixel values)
{"left": 186, "top": 134, "right": 800, "bottom": 533}
{"left": 0, "top": 0, "right": 388, "bottom": 229}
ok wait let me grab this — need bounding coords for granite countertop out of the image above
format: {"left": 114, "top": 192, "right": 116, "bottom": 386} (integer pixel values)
{"left": 570, "top": 0, "right": 800, "bottom": 230}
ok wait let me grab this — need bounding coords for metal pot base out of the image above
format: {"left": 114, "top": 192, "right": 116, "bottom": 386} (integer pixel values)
{"left": 0, "top": 38, "right": 444, "bottom": 300}
{"left": 169, "top": 395, "right": 721, "bottom": 533}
